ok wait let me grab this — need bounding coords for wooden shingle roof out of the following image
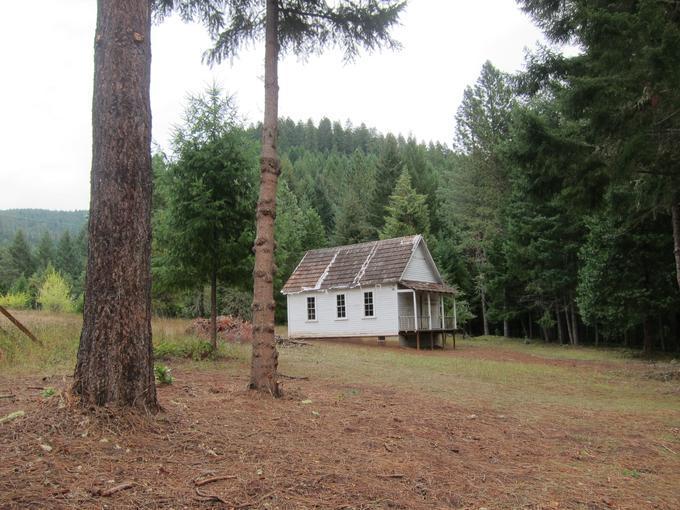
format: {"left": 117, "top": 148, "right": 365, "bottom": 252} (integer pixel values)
{"left": 282, "top": 235, "right": 432, "bottom": 294}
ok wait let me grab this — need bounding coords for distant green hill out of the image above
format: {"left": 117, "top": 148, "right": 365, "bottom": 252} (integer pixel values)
{"left": 0, "top": 209, "right": 88, "bottom": 246}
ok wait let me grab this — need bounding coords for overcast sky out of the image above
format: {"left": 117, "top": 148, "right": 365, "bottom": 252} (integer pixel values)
{"left": 0, "top": 1, "right": 546, "bottom": 211}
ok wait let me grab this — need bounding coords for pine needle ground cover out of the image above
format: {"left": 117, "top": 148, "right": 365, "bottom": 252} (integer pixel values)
{"left": 1, "top": 312, "right": 678, "bottom": 508}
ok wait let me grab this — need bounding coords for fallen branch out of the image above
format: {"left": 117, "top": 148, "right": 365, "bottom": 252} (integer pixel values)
{"left": 277, "top": 373, "right": 310, "bottom": 381}
{"left": 96, "top": 482, "right": 134, "bottom": 497}
{"left": 0, "top": 394, "right": 16, "bottom": 399}
{"left": 659, "top": 443, "right": 678, "bottom": 455}
{"left": 376, "top": 473, "right": 405, "bottom": 479}
{"left": 194, "top": 487, "right": 229, "bottom": 504}
{"left": 194, "top": 474, "right": 237, "bottom": 487}
{"left": 0, "top": 305, "right": 41, "bottom": 345}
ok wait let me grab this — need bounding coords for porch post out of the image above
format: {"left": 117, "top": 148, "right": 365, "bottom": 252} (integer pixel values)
{"left": 412, "top": 290, "right": 417, "bottom": 331}
{"left": 440, "top": 295, "right": 444, "bottom": 329}
{"left": 453, "top": 296, "right": 458, "bottom": 329}
{"left": 427, "top": 293, "right": 432, "bottom": 330}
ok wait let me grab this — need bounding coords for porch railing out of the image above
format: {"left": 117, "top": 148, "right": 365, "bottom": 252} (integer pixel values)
{"left": 399, "top": 315, "right": 456, "bottom": 331}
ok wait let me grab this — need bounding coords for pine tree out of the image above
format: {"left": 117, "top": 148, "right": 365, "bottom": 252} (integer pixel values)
{"left": 36, "top": 231, "right": 55, "bottom": 271}
{"left": 55, "top": 231, "right": 80, "bottom": 281}
{"left": 73, "top": 0, "right": 158, "bottom": 411}
{"left": 7, "top": 230, "right": 36, "bottom": 279}
{"left": 370, "top": 134, "right": 404, "bottom": 230}
{"left": 380, "top": 170, "right": 430, "bottom": 239}
{"left": 154, "top": 86, "right": 256, "bottom": 349}
{"left": 156, "top": 0, "right": 404, "bottom": 395}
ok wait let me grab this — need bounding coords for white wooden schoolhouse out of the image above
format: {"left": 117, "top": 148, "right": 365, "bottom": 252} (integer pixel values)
{"left": 282, "top": 235, "right": 458, "bottom": 348}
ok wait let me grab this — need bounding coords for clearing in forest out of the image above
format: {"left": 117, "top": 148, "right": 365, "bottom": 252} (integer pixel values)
{"left": 0, "top": 312, "right": 679, "bottom": 509}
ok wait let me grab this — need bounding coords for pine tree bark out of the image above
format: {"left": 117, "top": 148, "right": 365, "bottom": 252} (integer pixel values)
{"left": 563, "top": 300, "right": 573, "bottom": 345}
{"left": 480, "top": 286, "right": 489, "bottom": 336}
{"left": 73, "top": 0, "right": 157, "bottom": 411}
{"left": 570, "top": 299, "right": 579, "bottom": 346}
{"left": 555, "top": 303, "right": 564, "bottom": 345}
{"left": 672, "top": 201, "right": 680, "bottom": 291}
{"left": 249, "top": 0, "right": 281, "bottom": 396}
{"left": 210, "top": 268, "right": 217, "bottom": 350}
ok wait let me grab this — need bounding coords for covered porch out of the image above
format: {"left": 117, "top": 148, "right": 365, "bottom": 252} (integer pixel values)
{"left": 397, "top": 280, "right": 458, "bottom": 350}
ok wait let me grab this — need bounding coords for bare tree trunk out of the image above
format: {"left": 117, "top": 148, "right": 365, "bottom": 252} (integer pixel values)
{"left": 503, "top": 319, "right": 509, "bottom": 338}
{"left": 595, "top": 324, "right": 599, "bottom": 347}
{"left": 564, "top": 299, "right": 573, "bottom": 345}
{"left": 672, "top": 201, "right": 680, "bottom": 291}
{"left": 570, "top": 300, "right": 579, "bottom": 346}
{"left": 210, "top": 268, "right": 217, "bottom": 350}
{"left": 73, "top": 0, "right": 157, "bottom": 411}
{"left": 480, "top": 287, "right": 489, "bottom": 336}
{"left": 249, "top": 0, "right": 281, "bottom": 396}
{"left": 528, "top": 310, "right": 533, "bottom": 339}
{"left": 555, "top": 303, "right": 564, "bottom": 345}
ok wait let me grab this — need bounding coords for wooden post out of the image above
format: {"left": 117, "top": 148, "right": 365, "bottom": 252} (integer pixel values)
{"left": 453, "top": 331, "right": 456, "bottom": 350}
{"left": 427, "top": 293, "right": 432, "bottom": 330}
{"left": 430, "top": 330, "right": 434, "bottom": 350}
{"left": 0, "top": 305, "right": 41, "bottom": 345}
{"left": 453, "top": 296, "right": 457, "bottom": 330}
{"left": 416, "top": 330, "right": 420, "bottom": 351}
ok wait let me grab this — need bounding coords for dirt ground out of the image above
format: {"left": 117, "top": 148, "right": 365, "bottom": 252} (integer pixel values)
{"left": 1, "top": 345, "right": 679, "bottom": 509}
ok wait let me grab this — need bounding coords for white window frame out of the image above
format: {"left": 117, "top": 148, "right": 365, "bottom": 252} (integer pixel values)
{"left": 363, "top": 291, "right": 375, "bottom": 318}
{"left": 336, "top": 293, "right": 347, "bottom": 320}
{"left": 306, "top": 296, "right": 317, "bottom": 321}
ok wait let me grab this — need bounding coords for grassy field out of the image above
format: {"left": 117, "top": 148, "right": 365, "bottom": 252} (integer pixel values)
{"left": 1, "top": 310, "right": 679, "bottom": 508}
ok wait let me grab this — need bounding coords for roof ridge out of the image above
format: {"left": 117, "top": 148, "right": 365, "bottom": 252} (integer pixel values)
{"left": 303, "top": 235, "right": 418, "bottom": 256}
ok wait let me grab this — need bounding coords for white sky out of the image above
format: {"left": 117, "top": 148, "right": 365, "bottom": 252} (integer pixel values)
{"left": 0, "top": 0, "right": 546, "bottom": 211}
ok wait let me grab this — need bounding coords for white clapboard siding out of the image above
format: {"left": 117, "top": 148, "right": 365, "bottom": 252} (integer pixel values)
{"left": 401, "top": 243, "right": 439, "bottom": 283}
{"left": 287, "top": 285, "right": 399, "bottom": 338}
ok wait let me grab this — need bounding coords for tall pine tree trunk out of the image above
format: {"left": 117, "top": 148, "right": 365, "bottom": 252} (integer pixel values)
{"left": 480, "top": 287, "right": 489, "bottom": 336}
{"left": 563, "top": 299, "right": 573, "bottom": 345}
{"left": 570, "top": 299, "right": 579, "bottom": 346}
{"left": 249, "top": 0, "right": 281, "bottom": 396}
{"left": 210, "top": 268, "right": 217, "bottom": 350}
{"left": 672, "top": 201, "right": 680, "bottom": 291}
{"left": 73, "top": 0, "right": 157, "bottom": 411}
{"left": 555, "top": 303, "right": 564, "bottom": 345}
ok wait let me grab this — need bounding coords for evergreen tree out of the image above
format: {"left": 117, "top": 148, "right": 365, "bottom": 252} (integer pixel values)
{"left": 55, "top": 231, "right": 80, "bottom": 282}
{"left": 7, "top": 230, "right": 36, "bottom": 279}
{"left": 154, "top": 86, "right": 257, "bottom": 349}
{"left": 333, "top": 150, "right": 377, "bottom": 244}
{"left": 36, "top": 231, "right": 55, "bottom": 270}
{"left": 74, "top": 0, "right": 158, "bottom": 411}
{"left": 370, "top": 133, "right": 404, "bottom": 230}
{"left": 380, "top": 170, "right": 430, "bottom": 239}
{"left": 519, "top": 0, "right": 680, "bottom": 289}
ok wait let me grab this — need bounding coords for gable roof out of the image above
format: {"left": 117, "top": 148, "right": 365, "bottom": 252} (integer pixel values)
{"left": 282, "top": 235, "right": 455, "bottom": 295}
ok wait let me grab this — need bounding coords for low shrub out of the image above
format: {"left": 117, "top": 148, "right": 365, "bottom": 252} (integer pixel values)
{"left": 38, "top": 269, "right": 74, "bottom": 313}
{"left": 154, "top": 339, "right": 215, "bottom": 361}
{"left": 154, "top": 364, "right": 173, "bottom": 385}
{"left": 0, "top": 292, "right": 31, "bottom": 310}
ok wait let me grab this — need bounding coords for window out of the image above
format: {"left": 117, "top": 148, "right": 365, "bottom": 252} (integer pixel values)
{"left": 363, "top": 291, "right": 374, "bottom": 317}
{"left": 336, "top": 294, "right": 346, "bottom": 318}
{"left": 307, "top": 296, "right": 316, "bottom": 320}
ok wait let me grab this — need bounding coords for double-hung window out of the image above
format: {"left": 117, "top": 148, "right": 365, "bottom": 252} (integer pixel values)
{"left": 363, "top": 291, "right": 374, "bottom": 317}
{"left": 307, "top": 296, "right": 316, "bottom": 320}
{"left": 336, "top": 294, "right": 346, "bottom": 319}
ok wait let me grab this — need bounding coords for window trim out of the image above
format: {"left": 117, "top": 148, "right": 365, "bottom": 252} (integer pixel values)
{"left": 306, "top": 296, "right": 317, "bottom": 322}
{"left": 363, "top": 291, "right": 375, "bottom": 318}
{"left": 336, "top": 293, "right": 347, "bottom": 319}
